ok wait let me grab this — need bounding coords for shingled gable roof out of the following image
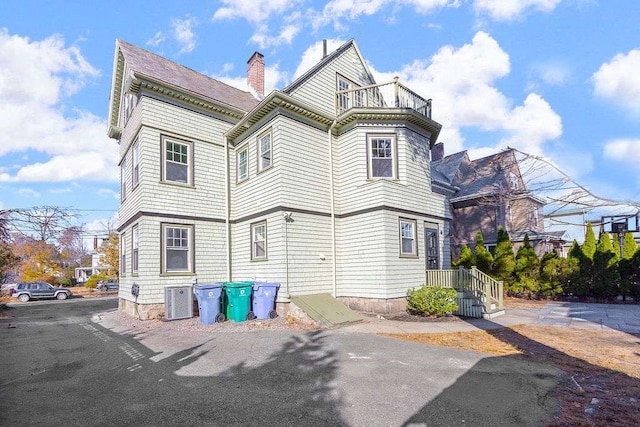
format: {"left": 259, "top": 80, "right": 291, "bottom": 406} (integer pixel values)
{"left": 432, "top": 149, "right": 526, "bottom": 201}
{"left": 108, "top": 39, "right": 259, "bottom": 137}
{"left": 282, "top": 39, "right": 376, "bottom": 94}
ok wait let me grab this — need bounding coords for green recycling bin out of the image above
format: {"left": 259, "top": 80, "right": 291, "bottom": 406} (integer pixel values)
{"left": 224, "top": 281, "right": 255, "bottom": 322}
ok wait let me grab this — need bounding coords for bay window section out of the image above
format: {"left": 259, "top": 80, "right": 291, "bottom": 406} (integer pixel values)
{"left": 368, "top": 135, "right": 396, "bottom": 178}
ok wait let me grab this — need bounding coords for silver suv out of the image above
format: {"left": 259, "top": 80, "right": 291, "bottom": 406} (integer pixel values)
{"left": 11, "top": 282, "right": 71, "bottom": 302}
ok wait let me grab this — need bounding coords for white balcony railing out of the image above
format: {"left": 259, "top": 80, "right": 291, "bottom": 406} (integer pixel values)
{"left": 336, "top": 77, "right": 432, "bottom": 119}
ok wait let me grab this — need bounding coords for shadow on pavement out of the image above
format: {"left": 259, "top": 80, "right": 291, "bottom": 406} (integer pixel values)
{"left": 402, "top": 314, "right": 640, "bottom": 426}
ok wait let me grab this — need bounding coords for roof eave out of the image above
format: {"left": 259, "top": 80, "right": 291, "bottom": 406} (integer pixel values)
{"left": 225, "top": 91, "right": 334, "bottom": 142}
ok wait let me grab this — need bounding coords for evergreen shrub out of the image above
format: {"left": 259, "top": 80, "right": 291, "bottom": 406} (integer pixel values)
{"left": 407, "top": 286, "right": 458, "bottom": 317}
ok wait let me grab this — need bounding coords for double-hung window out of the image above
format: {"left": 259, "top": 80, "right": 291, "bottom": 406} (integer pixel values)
{"left": 257, "top": 132, "right": 272, "bottom": 172}
{"left": 132, "top": 225, "right": 139, "bottom": 274}
{"left": 368, "top": 135, "right": 396, "bottom": 178}
{"left": 251, "top": 221, "right": 267, "bottom": 260}
{"left": 162, "top": 224, "right": 193, "bottom": 273}
{"left": 162, "top": 137, "right": 192, "bottom": 185}
{"left": 132, "top": 139, "right": 140, "bottom": 188}
{"left": 120, "top": 157, "right": 127, "bottom": 201}
{"left": 237, "top": 146, "right": 248, "bottom": 182}
{"left": 399, "top": 218, "right": 417, "bottom": 257}
{"left": 120, "top": 231, "right": 126, "bottom": 276}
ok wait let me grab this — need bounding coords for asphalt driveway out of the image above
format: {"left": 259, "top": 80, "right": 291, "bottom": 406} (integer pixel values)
{"left": 1, "top": 300, "right": 561, "bottom": 426}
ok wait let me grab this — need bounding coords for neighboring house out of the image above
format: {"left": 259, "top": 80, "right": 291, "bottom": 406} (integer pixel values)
{"left": 431, "top": 145, "right": 568, "bottom": 259}
{"left": 107, "top": 39, "right": 447, "bottom": 319}
{"left": 74, "top": 236, "right": 109, "bottom": 283}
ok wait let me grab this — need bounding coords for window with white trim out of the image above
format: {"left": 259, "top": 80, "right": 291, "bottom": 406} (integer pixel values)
{"left": 132, "top": 139, "right": 140, "bottom": 188}
{"left": 162, "top": 137, "right": 192, "bottom": 185}
{"left": 251, "top": 221, "right": 267, "bottom": 260}
{"left": 509, "top": 172, "right": 519, "bottom": 191}
{"left": 123, "top": 92, "right": 136, "bottom": 124}
{"left": 257, "top": 132, "right": 272, "bottom": 172}
{"left": 120, "top": 231, "right": 126, "bottom": 276}
{"left": 399, "top": 218, "right": 417, "bottom": 257}
{"left": 531, "top": 207, "right": 539, "bottom": 228}
{"left": 120, "top": 157, "right": 127, "bottom": 201}
{"left": 132, "top": 225, "right": 139, "bottom": 274}
{"left": 237, "top": 146, "right": 248, "bottom": 182}
{"left": 162, "top": 224, "right": 193, "bottom": 273}
{"left": 368, "top": 135, "right": 396, "bottom": 178}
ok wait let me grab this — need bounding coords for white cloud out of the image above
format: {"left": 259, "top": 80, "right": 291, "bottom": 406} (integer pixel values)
{"left": 603, "top": 139, "right": 640, "bottom": 166}
{"left": 97, "top": 188, "right": 119, "bottom": 199}
{"left": 531, "top": 61, "right": 571, "bottom": 86}
{"left": 146, "top": 32, "right": 165, "bottom": 47}
{"left": 592, "top": 49, "right": 640, "bottom": 117}
{"left": 213, "top": 0, "right": 300, "bottom": 23}
{"left": 292, "top": 39, "right": 347, "bottom": 80}
{"left": 316, "top": 0, "right": 458, "bottom": 30}
{"left": 17, "top": 188, "right": 40, "bottom": 198}
{"left": 0, "top": 30, "right": 117, "bottom": 183}
{"left": 249, "top": 22, "right": 302, "bottom": 49}
{"left": 473, "top": 0, "right": 562, "bottom": 21}
{"left": 368, "top": 31, "right": 562, "bottom": 155}
{"left": 207, "top": 63, "right": 287, "bottom": 96}
{"left": 501, "top": 93, "right": 562, "bottom": 153}
{"left": 171, "top": 17, "right": 197, "bottom": 54}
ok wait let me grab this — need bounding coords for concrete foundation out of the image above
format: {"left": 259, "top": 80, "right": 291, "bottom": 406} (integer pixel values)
{"left": 338, "top": 296, "right": 407, "bottom": 315}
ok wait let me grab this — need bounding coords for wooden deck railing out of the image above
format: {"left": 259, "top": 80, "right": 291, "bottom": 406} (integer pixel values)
{"left": 425, "top": 267, "right": 504, "bottom": 316}
{"left": 336, "top": 77, "right": 432, "bottom": 119}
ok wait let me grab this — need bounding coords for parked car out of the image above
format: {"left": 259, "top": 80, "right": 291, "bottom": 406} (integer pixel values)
{"left": 11, "top": 282, "right": 72, "bottom": 302}
{"left": 97, "top": 281, "right": 119, "bottom": 292}
{"left": 1, "top": 283, "right": 17, "bottom": 295}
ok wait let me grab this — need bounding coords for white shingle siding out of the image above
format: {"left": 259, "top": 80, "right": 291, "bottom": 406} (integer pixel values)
{"left": 231, "top": 212, "right": 333, "bottom": 295}
{"left": 112, "top": 40, "right": 451, "bottom": 311}
{"left": 289, "top": 48, "right": 374, "bottom": 116}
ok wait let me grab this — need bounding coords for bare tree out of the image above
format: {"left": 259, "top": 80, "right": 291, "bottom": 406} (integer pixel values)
{"left": 0, "top": 209, "right": 12, "bottom": 242}
{"left": 9, "top": 206, "right": 77, "bottom": 243}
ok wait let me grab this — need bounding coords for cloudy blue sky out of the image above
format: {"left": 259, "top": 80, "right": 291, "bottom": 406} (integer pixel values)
{"left": 0, "top": 0, "right": 638, "bottom": 237}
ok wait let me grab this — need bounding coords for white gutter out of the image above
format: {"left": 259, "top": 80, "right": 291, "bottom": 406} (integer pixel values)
{"left": 328, "top": 120, "right": 338, "bottom": 297}
{"left": 224, "top": 137, "right": 232, "bottom": 281}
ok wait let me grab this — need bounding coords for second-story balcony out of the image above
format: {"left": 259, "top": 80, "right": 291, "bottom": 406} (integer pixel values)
{"left": 335, "top": 77, "right": 432, "bottom": 119}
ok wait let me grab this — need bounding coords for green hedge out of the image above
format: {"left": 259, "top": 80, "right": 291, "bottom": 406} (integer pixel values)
{"left": 407, "top": 286, "right": 458, "bottom": 317}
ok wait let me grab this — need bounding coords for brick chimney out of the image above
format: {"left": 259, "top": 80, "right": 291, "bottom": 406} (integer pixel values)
{"left": 432, "top": 142, "right": 445, "bottom": 161}
{"left": 247, "top": 51, "right": 264, "bottom": 97}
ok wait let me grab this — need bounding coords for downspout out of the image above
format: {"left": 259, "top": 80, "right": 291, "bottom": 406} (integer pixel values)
{"left": 328, "top": 120, "right": 338, "bottom": 297}
{"left": 224, "top": 137, "right": 232, "bottom": 281}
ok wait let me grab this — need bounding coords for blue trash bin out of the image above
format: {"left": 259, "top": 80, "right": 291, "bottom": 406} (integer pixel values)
{"left": 193, "top": 283, "right": 225, "bottom": 325}
{"left": 252, "top": 282, "right": 280, "bottom": 319}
